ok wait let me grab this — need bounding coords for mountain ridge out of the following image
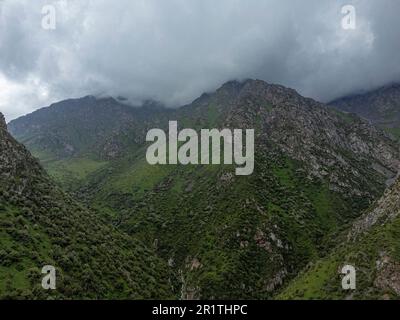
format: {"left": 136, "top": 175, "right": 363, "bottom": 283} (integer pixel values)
{"left": 330, "top": 83, "right": 400, "bottom": 139}
{"left": 5, "top": 79, "right": 400, "bottom": 299}
{"left": 0, "top": 111, "right": 173, "bottom": 299}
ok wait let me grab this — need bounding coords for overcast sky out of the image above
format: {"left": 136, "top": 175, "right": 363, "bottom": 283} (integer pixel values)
{"left": 1, "top": 0, "right": 400, "bottom": 121}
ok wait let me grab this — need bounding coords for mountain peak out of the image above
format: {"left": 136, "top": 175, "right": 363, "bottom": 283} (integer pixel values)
{"left": 0, "top": 112, "right": 6, "bottom": 131}
{"left": 217, "top": 79, "right": 302, "bottom": 100}
{"left": 217, "top": 79, "right": 266, "bottom": 93}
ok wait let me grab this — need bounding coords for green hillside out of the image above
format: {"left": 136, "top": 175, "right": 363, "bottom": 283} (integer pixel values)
{"left": 278, "top": 179, "right": 400, "bottom": 300}
{"left": 0, "top": 113, "right": 173, "bottom": 299}
{"left": 6, "top": 80, "right": 400, "bottom": 299}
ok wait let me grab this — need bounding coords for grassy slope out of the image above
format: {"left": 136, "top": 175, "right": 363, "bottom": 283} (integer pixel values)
{"left": 0, "top": 189, "right": 174, "bottom": 299}
{"left": 70, "top": 144, "right": 366, "bottom": 299}
{"left": 30, "top": 149, "right": 108, "bottom": 191}
{"left": 277, "top": 216, "right": 400, "bottom": 300}
{"left": 8, "top": 81, "right": 399, "bottom": 299}
{"left": 0, "top": 129, "right": 173, "bottom": 299}
{"left": 24, "top": 101, "right": 390, "bottom": 299}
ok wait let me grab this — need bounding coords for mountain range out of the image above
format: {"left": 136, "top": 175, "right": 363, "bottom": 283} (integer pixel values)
{"left": 330, "top": 83, "right": 400, "bottom": 140}
{"left": 2, "top": 79, "right": 400, "bottom": 299}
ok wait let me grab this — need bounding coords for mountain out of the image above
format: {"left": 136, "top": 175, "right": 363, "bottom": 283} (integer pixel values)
{"left": 8, "top": 96, "right": 172, "bottom": 190}
{"left": 8, "top": 96, "right": 171, "bottom": 160}
{"left": 9, "top": 81, "right": 400, "bottom": 195}
{"left": 0, "top": 112, "right": 173, "bottom": 299}
{"left": 330, "top": 83, "right": 400, "bottom": 139}
{"left": 7, "top": 79, "right": 400, "bottom": 299}
{"left": 278, "top": 177, "right": 400, "bottom": 299}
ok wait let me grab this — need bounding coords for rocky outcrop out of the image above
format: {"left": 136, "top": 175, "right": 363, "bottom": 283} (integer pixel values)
{"left": 375, "top": 253, "right": 400, "bottom": 295}
{"left": 222, "top": 80, "right": 400, "bottom": 198}
{"left": 330, "top": 83, "right": 400, "bottom": 135}
{"left": 0, "top": 111, "right": 44, "bottom": 189}
{"left": 0, "top": 112, "right": 6, "bottom": 131}
{"left": 348, "top": 179, "right": 400, "bottom": 240}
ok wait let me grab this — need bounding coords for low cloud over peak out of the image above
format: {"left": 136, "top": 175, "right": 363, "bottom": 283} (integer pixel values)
{"left": 1, "top": 0, "right": 400, "bottom": 120}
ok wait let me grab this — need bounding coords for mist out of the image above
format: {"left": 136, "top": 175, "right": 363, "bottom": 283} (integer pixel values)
{"left": 1, "top": 0, "right": 400, "bottom": 120}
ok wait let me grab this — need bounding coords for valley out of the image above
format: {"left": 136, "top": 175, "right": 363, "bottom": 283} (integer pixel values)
{"left": 4, "top": 79, "right": 400, "bottom": 299}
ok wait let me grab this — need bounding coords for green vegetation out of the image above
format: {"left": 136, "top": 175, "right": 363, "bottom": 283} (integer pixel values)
{"left": 330, "top": 108, "right": 356, "bottom": 124}
{"left": 5, "top": 80, "right": 400, "bottom": 299}
{"left": 71, "top": 148, "right": 372, "bottom": 299}
{"left": 383, "top": 127, "right": 400, "bottom": 140}
{"left": 43, "top": 157, "right": 108, "bottom": 190}
{"left": 0, "top": 125, "right": 173, "bottom": 299}
{"left": 278, "top": 215, "right": 400, "bottom": 300}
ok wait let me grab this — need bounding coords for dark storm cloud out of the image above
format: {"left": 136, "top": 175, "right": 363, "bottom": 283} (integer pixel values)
{"left": 1, "top": 0, "right": 400, "bottom": 120}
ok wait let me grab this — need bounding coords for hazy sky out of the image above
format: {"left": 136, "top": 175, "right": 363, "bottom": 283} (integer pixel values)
{"left": 1, "top": 0, "right": 400, "bottom": 120}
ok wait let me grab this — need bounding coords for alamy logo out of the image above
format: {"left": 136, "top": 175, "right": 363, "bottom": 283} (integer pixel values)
{"left": 41, "top": 5, "right": 57, "bottom": 30}
{"left": 341, "top": 265, "right": 356, "bottom": 290}
{"left": 341, "top": 5, "right": 356, "bottom": 30}
{"left": 41, "top": 265, "right": 56, "bottom": 290}
{"left": 146, "top": 121, "right": 254, "bottom": 175}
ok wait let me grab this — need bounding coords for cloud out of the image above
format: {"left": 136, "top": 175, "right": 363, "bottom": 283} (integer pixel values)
{"left": 0, "top": 0, "right": 400, "bottom": 120}
{"left": 0, "top": 73, "right": 50, "bottom": 120}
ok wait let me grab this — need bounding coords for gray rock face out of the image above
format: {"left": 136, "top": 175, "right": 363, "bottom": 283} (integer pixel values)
{"left": 330, "top": 83, "right": 400, "bottom": 135}
{"left": 0, "top": 112, "right": 44, "bottom": 192}
{"left": 0, "top": 113, "right": 6, "bottom": 131}
{"left": 349, "top": 178, "right": 400, "bottom": 240}
{"left": 374, "top": 254, "right": 400, "bottom": 296}
{"left": 221, "top": 80, "right": 400, "bottom": 198}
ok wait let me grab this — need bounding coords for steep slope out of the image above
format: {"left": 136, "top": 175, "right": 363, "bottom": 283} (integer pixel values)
{"left": 8, "top": 79, "right": 400, "bottom": 299}
{"left": 330, "top": 83, "right": 400, "bottom": 139}
{"left": 180, "top": 80, "right": 399, "bottom": 196}
{"left": 0, "top": 112, "right": 173, "bottom": 299}
{"left": 8, "top": 97, "right": 171, "bottom": 189}
{"left": 277, "top": 178, "right": 400, "bottom": 300}
{"left": 8, "top": 96, "right": 170, "bottom": 159}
